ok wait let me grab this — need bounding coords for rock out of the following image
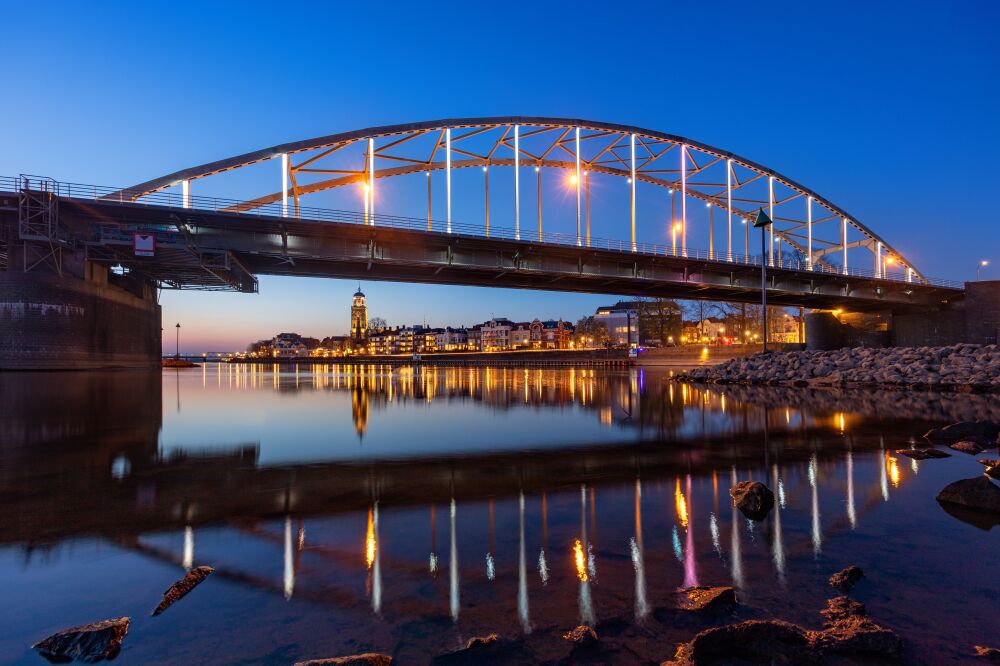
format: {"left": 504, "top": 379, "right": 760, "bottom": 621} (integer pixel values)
{"left": 670, "top": 620, "right": 817, "bottom": 665}
{"left": 979, "top": 460, "right": 1000, "bottom": 480}
{"left": 562, "top": 625, "right": 598, "bottom": 645}
{"left": 152, "top": 565, "right": 214, "bottom": 615}
{"left": 729, "top": 481, "right": 775, "bottom": 521}
{"left": 33, "top": 617, "right": 130, "bottom": 663}
{"left": 895, "top": 447, "right": 951, "bottom": 460}
{"left": 975, "top": 645, "right": 1000, "bottom": 661}
{"left": 295, "top": 655, "right": 393, "bottom": 666}
{"left": 676, "top": 586, "right": 737, "bottom": 613}
{"left": 937, "top": 476, "right": 1000, "bottom": 514}
{"left": 821, "top": 596, "right": 866, "bottom": 623}
{"left": 813, "top": 615, "right": 903, "bottom": 658}
{"left": 829, "top": 566, "right": 864, "bottom": 593}
{"left": 952, "top": 440, "right": 987, "bottom": 455}
{"left": 925, "top": 420, "right": 1000, "bottom": 443}
{"left": 431, "top": 634, "right": 512, "bottom": 665}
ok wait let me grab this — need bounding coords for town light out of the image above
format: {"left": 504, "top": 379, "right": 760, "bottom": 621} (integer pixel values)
{"left": 978, "top": 259, "right": 990, "bottom": 280}
{"left": 567, "top": 174, "right": 578, "bottom": 186}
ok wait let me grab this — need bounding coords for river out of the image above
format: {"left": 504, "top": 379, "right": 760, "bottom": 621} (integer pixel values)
{"left": 1, "top": 364, "right": 996, "bottom": 664}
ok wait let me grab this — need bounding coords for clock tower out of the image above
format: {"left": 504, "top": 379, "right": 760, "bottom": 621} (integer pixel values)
{"left": 351, "top": 286, "right": 368, "bottom": 345}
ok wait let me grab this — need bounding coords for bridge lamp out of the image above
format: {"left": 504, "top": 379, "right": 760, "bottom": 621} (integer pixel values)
{"left": 567, "top": 174, "right": 578, "bottom": 186}
{"left": 671, "top": 222, "right": 682, "bottom": 255}
{"left": 978, "top": 259, "right": 989, "bottom": 281}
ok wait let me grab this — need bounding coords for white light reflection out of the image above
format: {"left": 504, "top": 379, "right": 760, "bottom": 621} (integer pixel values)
{"left": 578, "top": 484, "right": 595, "bottom": 626}
{"left": 709, "top": 513, "right": 721, "bottom": 555}
{"left": 283, "top": 516, "right": 294, "bottom": 600}
{"left": 182, "top": 526, "right": 194, "bottom": 570}
{"left": 486, "top": 553, "right": 496, "bottom": 581}
{"left": 847, "top": 450, "right": 857, "bottom": 529}
{"left": 771, "top": 464, "right": 786, "bottom": 584}
{"left": 672, "top": 526, "right": 683, "bottom": 562}
{"left": 682, "top": 475, "right": 699, "bottom": 589}
{"left": 450, "top": 498, "right": 459, "bottom": 621}
{"left": 729, "top": 468, "right": 744, "bottom": 589}
{"left": 372, "top": 503, "right": 382, "bottom": 615}
{"left": 880, "top": 438, "right": 890, "bottom": 501}
{"left": 518, "top": 493, "right": 531, "bottom": 633}
{"left": 632, "top": 479, "right": 648, "bottom": 620}
{"left": 777, "top": 477, "right": 787, "bottom": 509}
{"left": 809, "top": 454, "right": 822, "bottom": 556}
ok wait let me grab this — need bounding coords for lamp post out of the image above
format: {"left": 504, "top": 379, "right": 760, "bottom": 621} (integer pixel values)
{"left": 175, "top": 323, "right": 181, "bottom": 359}
{"left": 978, "top": 260, "right": 989, "bottom": 281}
{"left": 753, "top": 209, "right": 774, "bottom": 352}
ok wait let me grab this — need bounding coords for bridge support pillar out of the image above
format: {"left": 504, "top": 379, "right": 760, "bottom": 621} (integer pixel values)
{"left": 1, "top": 249, "right": 161, "bottom": 370}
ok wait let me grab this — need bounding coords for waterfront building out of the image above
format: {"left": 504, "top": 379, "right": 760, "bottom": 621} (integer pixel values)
{"left": 436, "top": 327, "right": 469, "bottom": 351}
{"left": 593, "top": 302, "right": 639, "bottom": 347}
{"left": 467, "top": 324, "right": 483, "bottom": 351}
{"left": 510, "top": 322, "right": 533, "bottom": 348}
{"left": 351, "top": 286, "right": 368, "bottom": 345}
{"left": 480, "top": 318, "right": 514, "bottom": 351}
{"left": 272, "top": 332, "right": 309, "bottom": 357}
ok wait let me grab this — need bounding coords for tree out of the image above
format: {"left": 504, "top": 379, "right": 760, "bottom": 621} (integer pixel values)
{"left": 636, "top": 297, "right": 682, "bottom": 346}
{"left": 574, "top": 316, "right": 611, "bottom": 349}
{"left": 369, "top": 316, "right": 387, "bottom": 331}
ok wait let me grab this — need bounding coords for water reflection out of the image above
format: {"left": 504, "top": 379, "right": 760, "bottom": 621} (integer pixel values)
{"left": 2, "top": 366, "right": 998, "bottom": 664}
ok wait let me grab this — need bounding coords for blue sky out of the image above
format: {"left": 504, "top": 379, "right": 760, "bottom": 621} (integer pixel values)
{"left": 2, "top": 1, "right": 997, "bottom": 352}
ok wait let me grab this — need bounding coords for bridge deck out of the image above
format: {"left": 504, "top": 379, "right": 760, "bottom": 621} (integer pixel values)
{"left": 0, "top": 189, "right": 964, "bottom": 311}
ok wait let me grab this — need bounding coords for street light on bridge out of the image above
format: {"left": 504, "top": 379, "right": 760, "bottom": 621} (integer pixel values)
{"left": 978, "top": 260, "right": 989, "bottom": 281}
{"left": 175, "top": 323, "right": 181, "bottom": 359}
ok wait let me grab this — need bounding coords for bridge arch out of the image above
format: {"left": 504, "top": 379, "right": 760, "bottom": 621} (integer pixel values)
{"left": 122, "top": 117, "right": 923, "bottom": 282}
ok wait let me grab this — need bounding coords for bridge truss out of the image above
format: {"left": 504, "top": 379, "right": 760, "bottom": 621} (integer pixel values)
{"left": 121, "top": 117, "right": 925, "bottom": 284}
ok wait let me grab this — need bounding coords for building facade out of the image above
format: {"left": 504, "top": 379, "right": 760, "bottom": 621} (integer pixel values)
{"left": 593, "top": 303, "right": 639, "bottom": 347}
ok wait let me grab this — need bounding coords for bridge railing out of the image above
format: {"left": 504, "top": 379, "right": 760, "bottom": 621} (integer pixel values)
{"left": 1, "top": 175, "right": 964, "bottom": 290}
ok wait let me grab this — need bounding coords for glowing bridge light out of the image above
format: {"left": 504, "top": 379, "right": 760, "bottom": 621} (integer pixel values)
{"left": 365, "top": 507, "right": 376, "bottom": 569}
{"left": 675, "top": 478, "right": 689, "bottom": 528}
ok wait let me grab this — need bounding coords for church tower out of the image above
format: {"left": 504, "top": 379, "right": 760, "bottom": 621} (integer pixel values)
{"left": 351, "top": 285, "right": 368, "bottom": 345}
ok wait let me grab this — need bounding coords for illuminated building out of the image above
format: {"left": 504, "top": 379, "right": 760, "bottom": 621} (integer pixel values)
{"left": 351, "top": 286, "right": 369, "bottom": 346}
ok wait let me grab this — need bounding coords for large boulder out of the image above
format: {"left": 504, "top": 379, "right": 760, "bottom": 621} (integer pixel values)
{"left": 729, "top": 481, "right": 775, "bottom": 521}
{"left": 562, "top": 625, "right": 598, "bottom": 645}
{"left": 152, "top": 565, "right": 214, "bottom": 616}
{"left": 431, "top": 634, "right": 514, "bottom": 665}
{"left": 936, "top": 477, "right": 1000, "bottom": 515}
{"left": 295, "top": 655, "right": 393, "bottom": 666}
{"left": 828, "top": 566, "right": 864, "bottom": 593}
{"left": 813, "top": 615, "right": 902, "bottom": 659}
{"left": 975, "top": 645, "right": 1000, "bottom": 661}
{"left": 33, "top": 617, "right": 130, "bottom": 663}
{"left": 925, "top": 421, "right": 1000, "bottom": 443}
{"left": 670, "top": 620, "right": 817, "bottom": 665}
{"left": 821, "top": 596, "right": 866, "bottom": 623}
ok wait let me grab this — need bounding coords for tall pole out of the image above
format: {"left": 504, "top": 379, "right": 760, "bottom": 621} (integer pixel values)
{"left": 630, "top": 134, "right": 636, "bottom": 252}
{"left": 841, "top": 217, "right": 848, "bottom": 275}
{"left": 767, "top": 176, "right": 774, "bottom": 266}
{"left": 445, "top": 128, "right": 452, "bottom": 234}
{"left": 426, "top": 172, "right": 432, "bottom": 231}
{"left": 575, "top": 127, "right": 582, "bottom": 246}
{"left": 181, "top": 180, "right": 190, "bottom": 209}
{"left": 368, "top": 137, "right": 375, "bottom": 225}
{"left": 708, "top": 203, "right": 714, "bottom": 259}
{"left": 514, "top": 125, "right": 520, "bottom": 240}
{"left": 806, "top": 196, "right": 813, "bottom": 270}
{"left": 681, "top": 145, "right": 687, "bottom": 256}
{"left": 281, "top": 153, "right": 289, "bottom": 218}
{"left": 585, "top": 171, "right": 591, "bottom": 246}
{"left": 536, "top": 166, "right": 542, "bottom": 241}
{"left": 726, "top": 159, "right": 732, "bottom": 261}
{"left": 484, "top": 167, "right": 490, "bottom": 236}
{"left": 175, "top": 323, "right": 181, "bottom": 358}
{"left": 761, "top": 225, "right": 768, "bottom": 351}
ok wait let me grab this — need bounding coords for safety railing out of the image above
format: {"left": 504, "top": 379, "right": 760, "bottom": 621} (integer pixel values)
{"left": 1, "top": 175, "right": 964, "bottom": 290}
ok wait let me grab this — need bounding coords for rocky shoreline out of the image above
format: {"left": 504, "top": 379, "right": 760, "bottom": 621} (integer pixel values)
{"left": 673, "top": 344, "right": 1000, "bottom": 392}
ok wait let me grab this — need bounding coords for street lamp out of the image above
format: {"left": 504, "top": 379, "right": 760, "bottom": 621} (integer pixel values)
{"left": 753, "top": 208, "right": 774, "bottom": 351}
{"left": 978, "top": 260, "right": 989, "bottom": 281}
{"left": 671, "top": 222, "right": 682, "bottom": 255}
{"left": 175, "top": 323, "right": 181, "bottom": 359}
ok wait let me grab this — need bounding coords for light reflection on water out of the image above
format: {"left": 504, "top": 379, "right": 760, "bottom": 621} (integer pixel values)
{"left": 0, "top": 364, "right": 998, "bottom": 665}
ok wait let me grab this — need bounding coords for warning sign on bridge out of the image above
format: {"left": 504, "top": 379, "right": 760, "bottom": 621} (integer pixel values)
{"left": 133, "top": 233, "right": 155, "bottom": 257}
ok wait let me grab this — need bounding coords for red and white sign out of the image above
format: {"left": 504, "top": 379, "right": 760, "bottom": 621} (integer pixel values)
{"left": 133, "top": 233, "right": 155, "bottom": 257}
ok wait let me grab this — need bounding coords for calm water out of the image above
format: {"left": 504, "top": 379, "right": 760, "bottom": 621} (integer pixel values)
{"left": 1, "top": 364, "right": 997, "bottom": 665}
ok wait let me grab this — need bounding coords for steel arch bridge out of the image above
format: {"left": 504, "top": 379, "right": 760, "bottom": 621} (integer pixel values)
{"left": 123, "top": 116, "right": 924, "bottom": 283}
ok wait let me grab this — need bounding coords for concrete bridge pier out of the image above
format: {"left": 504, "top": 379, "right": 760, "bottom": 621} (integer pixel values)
{"left": 806, "top": 280, "right": 1000, "bottom": 350}
{"left": 0, "top": 244, "right": 161, "bottom": 370}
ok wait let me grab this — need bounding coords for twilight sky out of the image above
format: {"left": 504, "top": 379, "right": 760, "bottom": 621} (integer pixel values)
{"left": 1, "top": 1, "right": 996, "bottom": 353}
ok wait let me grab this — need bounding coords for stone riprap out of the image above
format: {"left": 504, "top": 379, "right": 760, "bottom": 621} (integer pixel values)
{"left": 674, "top": 344, "right": 1000, "bottom": 392}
